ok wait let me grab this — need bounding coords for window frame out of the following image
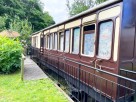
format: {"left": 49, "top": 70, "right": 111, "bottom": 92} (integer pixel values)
{"left": 58, "top": 31, "right": 64, "bottom": 52}
{"left": 40, "top": 36, "right": 44, "bottom": 48}
{"left": 64, "top": 29, "right": 71, "bottom": 53}
{"left": 33, "top": 37, "right": 35, "bottom": 47}
{"left": 35, "top": 36, "right": 38, "bottom": 48}
{"left": 81, "top": 23, "right": 96, "bottom": 57}
{"left": 47, "top": 34, "right": 50, "bottom": 49}
{"left": 97, "top": 20, "right": 114, "bottom": 60}
{"left": 49, "top": 33, "right": 53, "bottom": 50}
{"left": 44, "top": 35, "right": 46, "bottom": 49}
{"left": 53, "top": 32, "right": 58, "bottom": 50}
{"left": 71, "top": 27, "right": 81, "bottom": 54}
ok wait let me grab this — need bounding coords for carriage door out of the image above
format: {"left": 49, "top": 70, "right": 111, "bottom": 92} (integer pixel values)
{"left": 80, "top": 24, "right": 96, "bottom": 88}
{"left": 57, "top": 31, "right": 65, "bottom": 73}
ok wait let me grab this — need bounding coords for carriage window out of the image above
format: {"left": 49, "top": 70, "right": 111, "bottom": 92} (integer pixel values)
{"left": 49, "top": 34, "right": 53, "bottom": 49}
{"left": 35, "top": 37, "right": 38, "bottom": 47}
{"left": 41, "top": 37, "right": 44, "bottom": 47}
{"left": 72, "top": 27, "right": 80, "bottom": 54}
{"left": 35, "top": 37, "right": 37, "bottom": 47}
{"left": 44, "top": 36, "right": 46, "bottom": 48}
{"left": 33, "top": 37, "right": 35, "bottom": 47}
{"left": 54, "top": 33, "right": 58, "bottom": 50}
{"left": 64, "top": 30, "right": 70, "bottom": 52}
{"left": 47, "top": 35, "right": 50, "bottom": 49}
{"left": 59, "top": 32, "right": 64, "bottom": 51}
{"left": 34, "top": 37, "right": 36, "bottom": 47}
{"left": 98, "top": 21, "right": 113, "bottom": 59}
{"left": 82, "top": 24, "right": 95, "bottom": 56}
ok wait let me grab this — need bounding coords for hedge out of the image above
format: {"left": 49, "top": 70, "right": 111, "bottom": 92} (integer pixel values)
{"left": 0, "top": 36, "right": 23, "bottom": 74}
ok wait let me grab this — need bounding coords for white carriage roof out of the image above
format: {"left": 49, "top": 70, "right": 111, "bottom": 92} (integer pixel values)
{"left": 32, "top": 0, "right": 122, "bottom": 35}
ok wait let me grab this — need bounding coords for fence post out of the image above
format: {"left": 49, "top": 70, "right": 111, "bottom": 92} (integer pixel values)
{"left": 21, "top": 54, "right": 25, "bottom": 81}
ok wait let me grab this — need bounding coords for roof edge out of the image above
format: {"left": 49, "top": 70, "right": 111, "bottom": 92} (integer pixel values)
{"left": 32, "top": 0, "right": 122, "bottom": 35}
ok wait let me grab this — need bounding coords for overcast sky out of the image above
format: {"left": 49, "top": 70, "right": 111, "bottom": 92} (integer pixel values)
{"left": 40, "top": 0, "right": 73, "bottom": 23}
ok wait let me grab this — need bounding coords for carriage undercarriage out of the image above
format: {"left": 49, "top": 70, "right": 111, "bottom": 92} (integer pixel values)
{"left": 31, "top": 48, "right": 136, "bottom": 102}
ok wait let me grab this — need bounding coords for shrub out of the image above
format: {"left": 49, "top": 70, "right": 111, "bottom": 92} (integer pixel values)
{"left": 0, "top": 36, "right": 23, "bottom": 74}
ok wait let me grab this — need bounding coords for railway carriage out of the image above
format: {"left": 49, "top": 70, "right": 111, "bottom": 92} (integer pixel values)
{"left": 31, "top": 0, "right": 136, "bottom": 101}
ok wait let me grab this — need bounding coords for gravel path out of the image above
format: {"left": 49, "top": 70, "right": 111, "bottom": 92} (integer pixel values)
{"left": 24, "top": 57, "right": 48, "bottom": 80}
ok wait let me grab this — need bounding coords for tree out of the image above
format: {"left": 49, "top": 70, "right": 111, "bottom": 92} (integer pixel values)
{"left": 67, "top": 0, "right": 94, "bottom": 16}
{"left": 67, "top": 0, "right": 108, "bottom": 17}
{"left": 9, "top": 17, "right": 32, "bottom": 46}
{"left": 0, "top": 0, "right": 55, "bottom": 32}
{"left": 95, "top": 0, "right": 108, "bottom": 5}
{"left": 0, "top": 16, "right": 8, "bottom": 32}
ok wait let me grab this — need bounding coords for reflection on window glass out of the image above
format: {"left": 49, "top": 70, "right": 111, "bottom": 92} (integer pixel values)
{"left": 49, "top": 34, "right": 53, "bottom": 49}
{"left": 83, "top": 33, "right": 95, "bottom": 55}
{"left": 44, "top": 36, "right": 46, "bottom": 48}
{"left": 98, "top": 21, "right": 113, "bottom": 59}
{"left": 59, "top": 32, "right": 64, "bottom": 51}
{"left": 65, "top": 30, "right": 70, "bottom": 52}
{"left": 73, "top": 27, "right": 80, "bottom": 54}
{"left": 83, "top": 25, "right": 95, "bottom": 56}
{"left": 54, "top": 33, "right": 57, "bottom": 50}
{"left": 47, "top": 35, "right": 50, "bottom": 49}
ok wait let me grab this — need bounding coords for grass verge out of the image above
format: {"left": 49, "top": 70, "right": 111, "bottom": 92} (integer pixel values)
{"left": 0, "top": 71, "right": 69, "bottom": 102}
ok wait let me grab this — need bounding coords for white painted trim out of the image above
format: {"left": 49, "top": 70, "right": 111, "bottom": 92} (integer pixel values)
{"left": 59, "top": 25, "right": 64, "bottom": 30}
{"left": 65, "top": 19, "right": 81, "bottom": 29}
{"left": 82, "top": 14, "right": 96, "bottom": 24}
{"left": 50, "top": 27, "right": 58, "bottom": 33}
{"left": 113, "top": 17, "right": 120, "bottom": 61}
{"left": 98, "top": 6, "right": 121, "bottom": 20}
{"left": 44, "top": 30, "right": 49, "bottom": 35}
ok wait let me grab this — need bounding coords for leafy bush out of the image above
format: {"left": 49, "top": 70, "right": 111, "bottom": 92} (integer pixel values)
{"left": 0, "top": 36, "right": 23, "bottom": 74}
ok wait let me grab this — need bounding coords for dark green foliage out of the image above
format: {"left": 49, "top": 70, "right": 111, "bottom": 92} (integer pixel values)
{"left": 0, "top": 15, "right": 8, "bottom": 32}
{"left": 0, "top": 0, "right": 55, "bottom": 32}
{"left": 0, "top": 36, "right": 23, "bottom": 74}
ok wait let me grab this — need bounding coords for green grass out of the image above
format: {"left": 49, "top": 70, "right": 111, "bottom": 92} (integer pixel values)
{"left": 0, "top": 71, "right": 69, "bottom": 102}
